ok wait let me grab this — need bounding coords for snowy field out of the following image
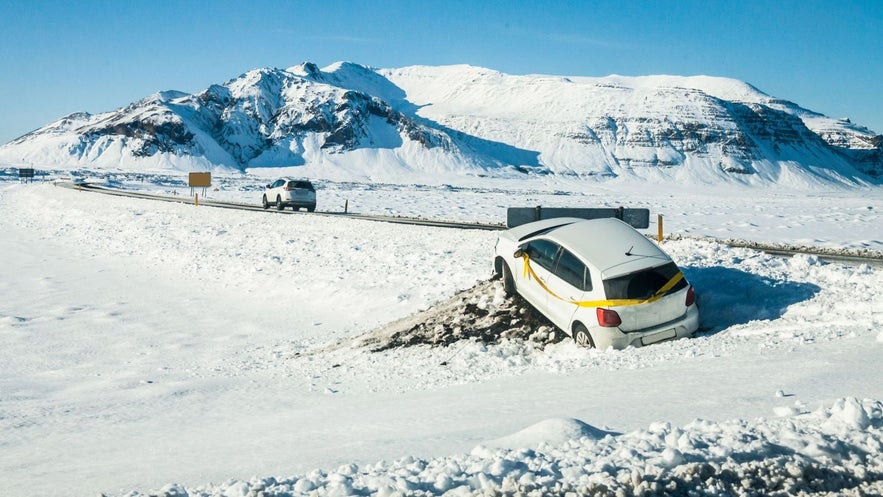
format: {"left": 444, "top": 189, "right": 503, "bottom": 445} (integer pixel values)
{"left": 1, "top": 172, "right": 883, "bottom": 496}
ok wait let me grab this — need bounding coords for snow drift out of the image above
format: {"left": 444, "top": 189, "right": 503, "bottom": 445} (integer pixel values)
{"left": 125, "top": 397, "right": 883, "bottom": 496}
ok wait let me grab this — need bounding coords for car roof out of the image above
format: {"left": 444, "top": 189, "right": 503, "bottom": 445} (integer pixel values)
{"left": 274, "top": 177, "right": 312, "bottom": 183}
{"left": 524, "top": 217, "right": 672, "bottom": 278}
{"left": 504, "top": 217, "right": 583, "bottom": 241}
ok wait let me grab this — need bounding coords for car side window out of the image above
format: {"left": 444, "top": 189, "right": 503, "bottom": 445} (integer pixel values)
{"left": 271, "top": 179, "right": 283, "bottom": 188}
{"left": 524, "top": 239, "right": 560, "bottom": 272}
{"left": 554, "top": 249, "right": 592, "bottom": 291}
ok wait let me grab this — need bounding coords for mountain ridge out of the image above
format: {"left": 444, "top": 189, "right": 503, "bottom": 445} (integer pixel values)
{"left": 2, "top": 62, "right": 880, "bottom": 186}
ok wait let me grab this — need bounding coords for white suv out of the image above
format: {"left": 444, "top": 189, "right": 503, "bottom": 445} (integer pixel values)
{"left": 262, "top": 178, "right": 316, "bottom": 212}
{"left": 493, "top": 217, "right": 699, "bottom": 349}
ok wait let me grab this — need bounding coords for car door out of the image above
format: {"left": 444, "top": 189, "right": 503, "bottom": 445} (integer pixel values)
{"left": 541, "top": 247, "right": 593, "bottom": 332}
{"left": 517, "top": 239, "right": 560, "bottom": 312}
{"left": 268, "top": 179, "right": 283, "bottom": 200}
{"left": 603, "top": 262, "right": 689, "bottom": 332}
{"left": 290, "top": 181, "right": 314, "bottom": 203}
{"left": 519, "top": 239, "right": 590, "bottom": 331}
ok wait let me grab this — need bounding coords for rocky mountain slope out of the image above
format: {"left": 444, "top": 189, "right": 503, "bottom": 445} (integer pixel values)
{"left": 1, "top": 62, "right": 880, "bottom": 185}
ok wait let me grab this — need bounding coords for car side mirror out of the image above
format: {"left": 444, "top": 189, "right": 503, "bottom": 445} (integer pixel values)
{"left": 265, "top": 184, "right": 271, "bottom": 188}
{"left": 513, "top": 248, "right": 525, "bottom": 258}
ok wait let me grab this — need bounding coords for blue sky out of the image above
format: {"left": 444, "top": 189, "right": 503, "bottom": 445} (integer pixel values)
{"left": 1, "top": 0, "right": 880, "bottom": 144}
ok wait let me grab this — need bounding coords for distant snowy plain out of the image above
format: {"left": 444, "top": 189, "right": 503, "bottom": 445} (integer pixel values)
{"left": 1, "top": 171, "right": 882, "bottom": 496}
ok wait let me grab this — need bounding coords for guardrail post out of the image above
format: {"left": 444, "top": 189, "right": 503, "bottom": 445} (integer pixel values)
{"left": 345, "top": 199, "right": 348, "bottom": 214}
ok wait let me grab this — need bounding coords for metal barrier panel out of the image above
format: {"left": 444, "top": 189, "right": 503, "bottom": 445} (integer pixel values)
{"left": 507, "top": 206, "right": 650, "bottom": 229}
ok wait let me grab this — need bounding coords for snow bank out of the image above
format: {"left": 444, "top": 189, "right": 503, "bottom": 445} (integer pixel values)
{"left": 2, "top": 177, "right": 883, "bottom": 497}
{"left": 121, "top": 397, "right": 883, "bottom": 497}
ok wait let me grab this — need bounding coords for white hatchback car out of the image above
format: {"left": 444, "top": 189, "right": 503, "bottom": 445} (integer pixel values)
{"left": 493, "top": 217, "right": 699, "bottom": 349}
{"left": 262, "top": 178, "right": 317, "bottom": 212}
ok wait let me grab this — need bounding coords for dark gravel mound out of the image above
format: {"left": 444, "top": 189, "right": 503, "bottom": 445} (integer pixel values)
{"left": 355, "top": 280, "right": 567, "bottom": 352}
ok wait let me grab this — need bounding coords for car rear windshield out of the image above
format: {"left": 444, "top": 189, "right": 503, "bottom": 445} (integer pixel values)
{"left": 602, "top": 262, "right": 687, "bottom": 300}
{"left": 289, "top": 181, "right": 315, "bottom": 191}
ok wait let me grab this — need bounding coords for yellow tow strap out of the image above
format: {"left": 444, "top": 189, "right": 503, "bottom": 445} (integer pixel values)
{"left": 521, "top": 254, "right": 684, "bottom": 308}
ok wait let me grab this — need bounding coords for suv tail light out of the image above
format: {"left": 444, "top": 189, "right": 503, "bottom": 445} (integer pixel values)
{"left": 685, "top": 286, "right": 696, "bottom": 306}
{"left": 596, "top": 308, "right": 622, "bottom": 327}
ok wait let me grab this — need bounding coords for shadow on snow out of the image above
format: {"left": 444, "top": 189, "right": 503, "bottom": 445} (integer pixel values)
{"left": 682, "top": 265, "right": 821, "bottom": 335}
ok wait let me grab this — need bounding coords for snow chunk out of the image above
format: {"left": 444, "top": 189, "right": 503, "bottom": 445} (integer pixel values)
{"left": 823, "top": 397, "right": 872, "bottom": 431}
{"left": 487, "top": 417, "right": 613, "bottom": 449}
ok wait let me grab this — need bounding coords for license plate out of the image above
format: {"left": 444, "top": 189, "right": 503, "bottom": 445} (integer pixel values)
{"left": 641, "top": 328, "right": 676, "bottom": 346}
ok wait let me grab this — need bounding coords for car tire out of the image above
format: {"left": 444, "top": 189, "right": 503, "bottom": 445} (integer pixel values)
{"left": 307, "top": 205, "right": 315, "bottom": 212}
{"left": 262, "top": 195, "right": 269, "bottom": 209}
{"left": 501, "top": 262, "right": 516, "bottom": 296}
{"left": 573, "top": 323, "right": 595, "bottom": 348}
{"left": 276, "top": 196, "right": 284, "bottom": 211}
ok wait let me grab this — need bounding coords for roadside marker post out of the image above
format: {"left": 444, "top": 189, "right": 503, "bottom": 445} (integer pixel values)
{"left": 658, "top": 214, "right": 664, "bottom": 243}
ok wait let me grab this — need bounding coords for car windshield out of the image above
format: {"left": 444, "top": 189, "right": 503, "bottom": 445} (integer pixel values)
{"left": 602, "top": 262, "right": 686, "bottom": 300}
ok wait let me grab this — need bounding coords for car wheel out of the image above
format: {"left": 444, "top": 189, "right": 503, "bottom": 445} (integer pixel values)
{"left": 501, "top": 262, "right": 516, "bottom": 296}
{"left": 307, "top": 205, "right": 315, "bottom": 212}
{"left": 262, "top": 195, "right": 269, "bottom": 209}
{"left": 276, "top": 195, "right": 284, "bottom": 211}
{"left": 573, "top": 323, "right": 595, "bottom": 348}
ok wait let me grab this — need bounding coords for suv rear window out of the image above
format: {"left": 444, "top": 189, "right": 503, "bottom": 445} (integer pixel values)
{"left": 289, "top": 181, "right": 315, "bottom": 191}
{"left": 602, "top": 262, "right": 686, "bottom": 300}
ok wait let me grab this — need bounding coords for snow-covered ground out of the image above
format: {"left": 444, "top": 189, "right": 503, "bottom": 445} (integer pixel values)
{"left": 1, "top": 172, "right": 882, "bottom": 496}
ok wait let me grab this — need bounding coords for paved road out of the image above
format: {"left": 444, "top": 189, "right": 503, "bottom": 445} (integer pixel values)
{"left": 60, "top": 181, "right": 883, "bottom": 266}
{"left": 65, "top": 182, "right": 507, "bottom": 231}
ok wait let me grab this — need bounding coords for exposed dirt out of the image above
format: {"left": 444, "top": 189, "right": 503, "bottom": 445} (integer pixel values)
{"left": 353, "top": 279, "right": 568, "bottom": 351}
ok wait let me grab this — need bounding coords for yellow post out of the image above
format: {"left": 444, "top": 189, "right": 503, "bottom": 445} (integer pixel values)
{"left": 195, "top": 193, "right": 199, "bottom": 207}
{"left": 657, "top": 214, "right": 664, "bottom": 243}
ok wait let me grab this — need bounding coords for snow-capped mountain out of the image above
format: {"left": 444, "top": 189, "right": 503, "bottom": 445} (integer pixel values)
{"left": 2, "top": 61, "right": 880, "bottom": 185}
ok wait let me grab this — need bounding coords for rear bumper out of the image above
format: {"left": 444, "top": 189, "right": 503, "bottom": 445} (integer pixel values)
{"left": 280, "top": 192, "right": 316, "bottom": 207}
{"left": 281, "top": 201, "right": 316, "bottom": 208}
{"left": 591, "top": 305, "right": 700, "bottom": 350}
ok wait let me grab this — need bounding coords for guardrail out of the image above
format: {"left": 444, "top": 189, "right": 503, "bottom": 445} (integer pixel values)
{"left": 55, "top": 181, "right": 883, "bottom": 265}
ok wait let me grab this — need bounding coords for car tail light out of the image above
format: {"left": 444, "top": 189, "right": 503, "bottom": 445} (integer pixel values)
{"left": 596, "top": 308, "right": 622, "bottom": 327}
{"left": 284, "top": 184, "right": 293, "bottom": 191}
{"left": 685, "top": 286, "right": 696, "bottom": 306}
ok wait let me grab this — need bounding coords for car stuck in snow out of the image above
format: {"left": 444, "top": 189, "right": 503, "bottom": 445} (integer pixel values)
{"left": 493, "top": 217, "right": 699, "bottom": 349}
